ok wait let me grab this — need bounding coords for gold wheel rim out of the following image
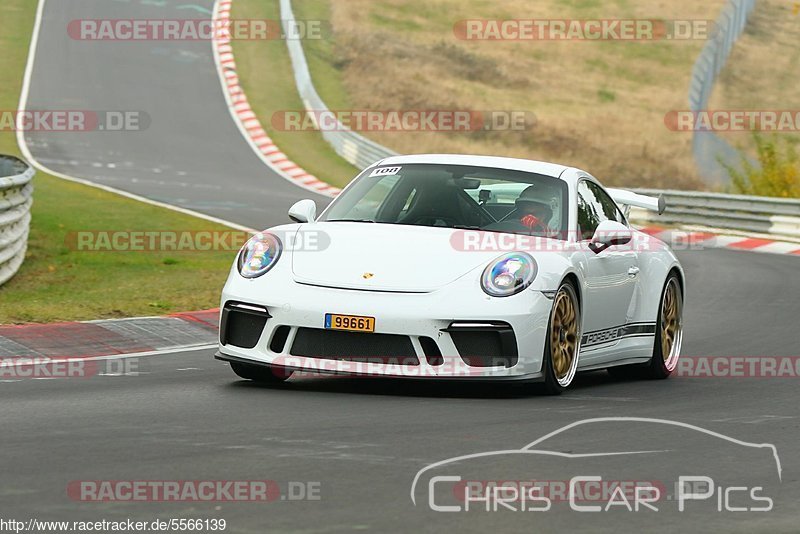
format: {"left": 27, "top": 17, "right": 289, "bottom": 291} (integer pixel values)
{"left": 550, "top": 287, "right": 579, "bottom": 384}
{"left": 661, "top": 280, "right": 681, "bottom": 362}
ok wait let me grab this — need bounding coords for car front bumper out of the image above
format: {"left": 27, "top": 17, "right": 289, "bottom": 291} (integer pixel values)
{"left": 218, "top": 273, "right": 554, "bottom": 380}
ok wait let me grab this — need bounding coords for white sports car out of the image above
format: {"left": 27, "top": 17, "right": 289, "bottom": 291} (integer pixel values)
{"left": 216, "top": 154, "right": 684, "bottom": 394}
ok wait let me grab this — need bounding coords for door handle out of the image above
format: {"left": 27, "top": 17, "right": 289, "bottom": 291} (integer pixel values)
{"left": 627, "top": 266, "right": 640, "bottom": 277}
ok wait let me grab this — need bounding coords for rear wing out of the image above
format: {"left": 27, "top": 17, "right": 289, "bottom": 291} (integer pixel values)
{"left": 606, "top": 188, "right": 666, "bottom": 216}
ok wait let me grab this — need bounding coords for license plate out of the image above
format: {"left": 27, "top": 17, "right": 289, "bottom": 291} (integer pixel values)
{"left": 324, "top": 313, "right": 375, "bottom": 333}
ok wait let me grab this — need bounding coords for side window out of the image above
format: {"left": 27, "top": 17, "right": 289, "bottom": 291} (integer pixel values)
{"left": 587, "top": 182, "right": 625, "bottom": 225}
{"left": 577, "top": 181, "right": 606, "bottom": 240}
{"left": 577, "top": 181, "right": 626, "bottom": 239}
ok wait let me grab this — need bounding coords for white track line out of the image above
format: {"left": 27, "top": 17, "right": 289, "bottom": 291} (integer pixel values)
{"left": 1, "top": 344, "right": 218, "bottom": 367}
{"left": 16, "top": 0, "right": 255, "bottom": 233}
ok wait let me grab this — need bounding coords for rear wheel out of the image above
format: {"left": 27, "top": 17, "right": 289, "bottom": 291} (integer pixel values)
{"left": 230, "top": 361, "right": 292, "bottom": 383}
{"left": 648, "top": 274, "right": 683, "bottom": 378}
{"left": 607, "top": 273, "right": 683, "bottom": 379}
{"left": 541, "top": 282, "right": 581, "bottom": 395}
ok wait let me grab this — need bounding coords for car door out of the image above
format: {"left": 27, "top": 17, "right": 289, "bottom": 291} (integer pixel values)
{"left": 576, "top": 180, "right": 640, "bottom": 337}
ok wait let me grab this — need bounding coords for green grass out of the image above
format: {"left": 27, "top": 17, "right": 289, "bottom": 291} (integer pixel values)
{"left": 0, "top": 2, "right": 32, "bottom": 115}
{"left": 597, "top": 88, "right": 616, "bottom": 102}
{"left": 0, "top": 174, "right": 237, "bottom": 323}
{"left": 0, "top": 0, "right": 235, "bottom": 323}
{"left": 231, "top": 0, "right": 358, "bottom": 188}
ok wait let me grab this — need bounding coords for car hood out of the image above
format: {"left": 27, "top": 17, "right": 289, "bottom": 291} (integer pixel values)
{"left": 290, "top": 222, "right": 502, "bottom": 292}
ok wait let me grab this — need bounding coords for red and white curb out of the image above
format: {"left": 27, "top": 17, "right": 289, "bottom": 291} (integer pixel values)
{"left": 212, "top": 0, "right": 340, "bottom": 198}
{"left": 639, "top": 226, "right": 800, "bottom": 256}
{"left": 0, "top": 310, "right": 219, "bottom": 360}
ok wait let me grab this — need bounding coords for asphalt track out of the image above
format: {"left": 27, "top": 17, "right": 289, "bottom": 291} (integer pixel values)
{"left": 8, "top": 0, "right": 800, "bottom": 532}
{"left": 22, "top": 0, "right": 330, "bottom": 230}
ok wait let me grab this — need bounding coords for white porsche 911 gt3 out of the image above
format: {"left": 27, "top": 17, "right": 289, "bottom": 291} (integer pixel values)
{"left": 216, "top": 154, "right": 684, "bottom": 394}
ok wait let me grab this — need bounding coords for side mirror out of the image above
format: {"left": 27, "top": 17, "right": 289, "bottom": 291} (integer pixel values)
{"left": 589, "top": 220, "right": 632, "bottom": 253}
{"left": 288, "top": 199, "right": 317, "bottom": 223}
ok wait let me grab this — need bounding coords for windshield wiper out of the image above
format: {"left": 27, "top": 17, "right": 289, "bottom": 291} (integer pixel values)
{"left": 327, "top": 218, "right": 376, "bottom": 223}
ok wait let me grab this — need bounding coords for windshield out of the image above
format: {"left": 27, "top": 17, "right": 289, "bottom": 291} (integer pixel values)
{"left": 318, "top": 163, "right": 569, "bottom": 238}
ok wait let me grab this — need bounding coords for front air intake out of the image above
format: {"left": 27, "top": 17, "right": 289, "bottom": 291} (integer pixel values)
{"left": 444, "top": 322, "right": 518, "bottom": 368}
{"left": 220, "top": 302, "right": 270, "bottom": 349}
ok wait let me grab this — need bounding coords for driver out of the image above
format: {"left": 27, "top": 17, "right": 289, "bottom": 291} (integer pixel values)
{"left": 515, "top": 185, "right": 554, "bottom": 234}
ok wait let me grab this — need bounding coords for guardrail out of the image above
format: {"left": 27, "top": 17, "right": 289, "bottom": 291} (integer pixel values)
{"left": 280, "top": 0, "right": 397, "bottom": 169}
{"left": 0, "top": 155, "right": 35, "bottom": 286}
{"left": 281, "top": 0, "right": 798, "bottom": 242}
{"left": 689, "top": 0, "right": 757, "bottom": 183}
{"left": 629, "top": 189, "right": 800, "bottom": 241}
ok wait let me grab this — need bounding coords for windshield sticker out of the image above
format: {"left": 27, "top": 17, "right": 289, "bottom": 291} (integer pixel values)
{"left": 369, "top": 166, "right": 402, "bottom": 177}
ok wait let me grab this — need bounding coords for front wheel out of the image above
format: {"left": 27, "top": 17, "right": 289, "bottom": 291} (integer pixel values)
{"left": 541, "top": 281, "right": 581, "bottom": 395}
{"left": 230, "top": 361, "right": 293, "bottom": 383}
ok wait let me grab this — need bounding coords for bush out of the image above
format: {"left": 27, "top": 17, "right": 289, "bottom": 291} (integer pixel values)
{"left": 724, "top": 133, "right": 800, "bottom": 198}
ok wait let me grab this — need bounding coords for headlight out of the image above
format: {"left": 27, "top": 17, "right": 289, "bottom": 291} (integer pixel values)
{"left": 238, "top": 232, "right": 282, "bottom": 278}
{"left": 481, "top": 252, "right": 537, "bottom": 297}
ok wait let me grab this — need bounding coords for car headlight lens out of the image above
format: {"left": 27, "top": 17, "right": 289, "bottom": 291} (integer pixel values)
{"left": 481, "top": 252, "right": 537, "bottom": 297}
{"left": 238, "top": 232, "right": 282, "bottom": 278}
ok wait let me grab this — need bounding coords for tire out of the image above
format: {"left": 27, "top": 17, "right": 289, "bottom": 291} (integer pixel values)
{"left": 647, "top": 273, "right": 683, "bottom": 379}
{"left": 230, "top": 361, "right": 292, "bottom": 383}
{"left": 606, "top": 273, "right": 683, "bottom": 380}
{"left": 541, "top": 281, "right": 581, "bottom": 395}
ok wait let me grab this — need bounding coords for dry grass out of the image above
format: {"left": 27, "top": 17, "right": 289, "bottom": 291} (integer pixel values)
{"left": 711, "top": 0, "right": 800, "bottom": 153}
{"left": 296, "top": 0, "right": 796, "bottom": 190}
